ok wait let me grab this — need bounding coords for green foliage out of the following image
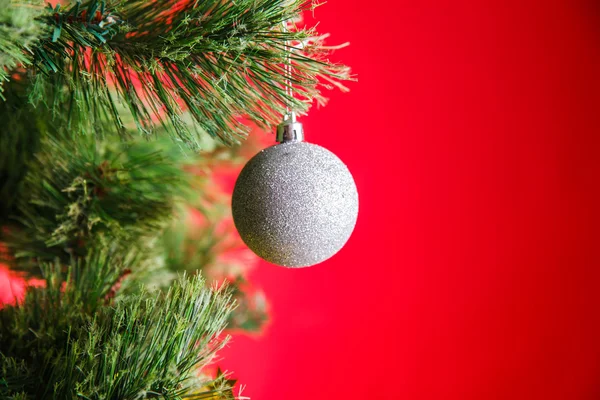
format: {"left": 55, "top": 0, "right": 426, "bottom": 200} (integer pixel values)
{"left": 0, "top": 248, "right": 235, "bottom": 399}
{"left": 0, "top": 80, "right": 43, "bottom": 221}
{"left": 0, "top": 0, "right": 350, "bottom": 397}
{"left": 22, "top": 0, "right": 350, "bottom": 147}
{"left": 4, "top": 134, "right": 194, "bottom": 262}
{"left": 0, "top": 0, "right": 45, "bottom": 99}
{"left": 159, "top": 206, "right": 268, "bottom": 332}
{"left": 1, "top": 127, "right": 265, "bottom": 397}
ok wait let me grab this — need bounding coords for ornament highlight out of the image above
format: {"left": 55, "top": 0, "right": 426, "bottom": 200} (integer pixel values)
{"left": 232, "top": 114, "right": 358, "bottom": 267}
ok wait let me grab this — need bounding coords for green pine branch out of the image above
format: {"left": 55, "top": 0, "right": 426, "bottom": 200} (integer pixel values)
{"left": 0, "top": 250, "right": 235, "bottom": 399}
{"left": 159, "top": 205, "right": 269, "bottom": 332}
{"left": 10, "top": 0, "right": 351, "bottom": 147}
{"left": 2, "top": 132, "right": 195, "bottom": 263}
{"left": 0, "top": 1, "right": 351, "bottom": 397}
{"left": 0, "top": 0, "right": 45, "bottom": 99}
{"left": 0, "top": 80, "right": 43, "bottom": 221}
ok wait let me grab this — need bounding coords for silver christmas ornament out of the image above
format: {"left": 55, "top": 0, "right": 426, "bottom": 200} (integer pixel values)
{"left": 232, "top": 114, "right": 358, "bottom": 268}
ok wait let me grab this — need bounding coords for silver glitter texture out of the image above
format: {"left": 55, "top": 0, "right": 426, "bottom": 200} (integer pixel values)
{"left": 232, "top": 141, "right": 358, "bottom": 268}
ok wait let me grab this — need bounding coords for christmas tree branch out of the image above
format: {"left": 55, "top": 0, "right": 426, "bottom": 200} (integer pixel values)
{"left": 0, "top": 0, "right": 44, "bottom": 99}
{"left": 2, "top": 132, "right": 195, "bottom": 263}
{"left": 0, "top": 262, "right": 235, "bottom": 399}
{"left": 0, "top": 1, "right": 352, "bottom": 396}
{"left": 17, "top": 0, "right": 351, "bottom": 147}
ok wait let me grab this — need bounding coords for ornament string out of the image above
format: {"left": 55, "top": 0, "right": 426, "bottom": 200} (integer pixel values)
{"left": 282, "top": 20, "right": 293, "bottom": 119}
{"left": 276, "top": 18, "right": 304, "bottom": 142}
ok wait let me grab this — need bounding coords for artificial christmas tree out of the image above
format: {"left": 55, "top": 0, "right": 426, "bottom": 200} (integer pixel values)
{"left": 0, "top": 0, "right": 350, "bottom": 398}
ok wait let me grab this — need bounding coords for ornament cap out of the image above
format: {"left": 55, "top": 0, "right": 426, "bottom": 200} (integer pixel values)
{"left": 276, "top": 112, "right": 304, "bottom": 143}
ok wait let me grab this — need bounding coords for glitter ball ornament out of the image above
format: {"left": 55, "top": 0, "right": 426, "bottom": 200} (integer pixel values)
{"left": 232, "top": 114, "right": 358, "bottom": 267}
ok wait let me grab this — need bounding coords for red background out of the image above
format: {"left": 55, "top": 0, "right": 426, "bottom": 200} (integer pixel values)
{"left": 220, "top": 1, "right": 600, "bottom": 399}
